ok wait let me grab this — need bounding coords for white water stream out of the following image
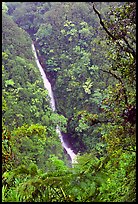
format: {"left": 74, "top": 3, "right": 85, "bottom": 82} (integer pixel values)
{"left": 32, "top": 43, "right": 77, "bottom": 164}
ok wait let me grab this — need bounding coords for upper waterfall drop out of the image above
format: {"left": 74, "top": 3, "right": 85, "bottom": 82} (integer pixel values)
{"left": 32, "top": 42, "right": 77, "bottom": 164}
{"left": 32, "top": 43, "right": 56, "bottom": 111}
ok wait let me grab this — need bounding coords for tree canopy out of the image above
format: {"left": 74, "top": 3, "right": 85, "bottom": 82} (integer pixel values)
{"left": 2, "top": 2, "right": 136, "bottom": 202}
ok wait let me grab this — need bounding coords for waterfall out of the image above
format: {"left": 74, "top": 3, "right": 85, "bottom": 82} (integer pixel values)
{"left": 32, "top": 42, "right": 77, "bottom": 164}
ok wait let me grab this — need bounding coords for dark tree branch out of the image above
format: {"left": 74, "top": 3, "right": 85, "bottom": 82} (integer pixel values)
{"left": 92, "top": 3, "right": 136, "bottom": 59}
{"left": 92, "top": 3, "right": 117, "bottom": 41}
{"left": 100, "top": 69, "right": 122, "bottom": 83}
{"left": 122, "top": 36, "right": 136, "bottom": 58}
{"left": 90, "top": 119, "right": 113, "bottom": 126}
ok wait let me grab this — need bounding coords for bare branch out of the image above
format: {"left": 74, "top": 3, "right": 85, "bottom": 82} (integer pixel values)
{"left": 100, "top": 69, "right": 122, "bottom": 83}
{"left": 92, "top": 3, "right": 136, "bottom": 59}
{"left": 92, "top": 3, "right": 117, "bottom": 40}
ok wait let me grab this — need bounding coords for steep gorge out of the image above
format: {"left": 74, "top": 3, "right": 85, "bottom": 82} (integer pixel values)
{"left": 32, "top": 42, "right": 77, "bottom": 164}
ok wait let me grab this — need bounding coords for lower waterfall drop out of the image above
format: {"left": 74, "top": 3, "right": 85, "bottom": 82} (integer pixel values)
{"left": 32, "top": 42, "right": 77, "bottom": 164}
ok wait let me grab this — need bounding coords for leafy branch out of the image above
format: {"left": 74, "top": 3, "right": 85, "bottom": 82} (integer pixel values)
{"left": 92, "top": 3, "right": 136, "bottom": 59}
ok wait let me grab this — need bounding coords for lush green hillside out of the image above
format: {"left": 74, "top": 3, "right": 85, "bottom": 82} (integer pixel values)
{"left": 2, "top": 11, "right": 66, "bottom": 173}
{"left": 2, "top": 2, "right": 136, "bottom": 202}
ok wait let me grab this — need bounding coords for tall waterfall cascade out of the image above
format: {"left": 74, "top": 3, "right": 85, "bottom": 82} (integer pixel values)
{"left": 32, "top": 43, "right": 77, "bottom": 164}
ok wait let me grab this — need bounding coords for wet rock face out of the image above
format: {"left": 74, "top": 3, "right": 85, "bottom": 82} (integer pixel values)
{"left": 46, "top": 71, "right": 57, "bottom": 87}
{"left": 61, "top": 132, "right": 72, "bottom": 148}
{"left": 61, "top": 132, "right": 86, "bottom": 155}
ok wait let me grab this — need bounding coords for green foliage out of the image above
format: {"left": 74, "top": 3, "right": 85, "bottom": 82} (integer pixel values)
{"left": 97, "top": 151, "right": 136, "bottom": 202}
{"left": 2, "top": 2, "right": 136, "bottom": 202}
{"left": 5, "top": 79, "right": 15, "bottom": 87}
{"left": 2, "top": 2, "right": 8, "bottom": 13}
{"left": 2, "top": 13, "right": 32, "bottom": 59}
{"left": 11, "top": 124, "right": 47, "bottom": 167}
{"left": 10, "top": 124, "right": 64, "bottom": 171}
{"left": 2, "top": 150, "right": 136, "bottom": 202}
{"left": 2, "top": 125, "right": 13, "bottom": 174}
{"left": 46, "top": 155, "right": 68, "bottom": 174}
{"left": 6, "top": 2, "right": 50, "bottom": 34}
{"left": 2, "top": 52, "right": 52, "bottom": 130}
{"left": 36, "top": 23, "right": 52, "bottom": 39}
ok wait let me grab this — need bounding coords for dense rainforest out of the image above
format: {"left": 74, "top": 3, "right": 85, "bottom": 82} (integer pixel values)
{"left": 2, "top": 2, "right": 136, "bottom": 202}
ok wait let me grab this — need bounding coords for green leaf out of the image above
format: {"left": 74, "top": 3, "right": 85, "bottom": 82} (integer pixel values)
{"left": 5, "top": 79, "right": 15, "bottom": 87}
